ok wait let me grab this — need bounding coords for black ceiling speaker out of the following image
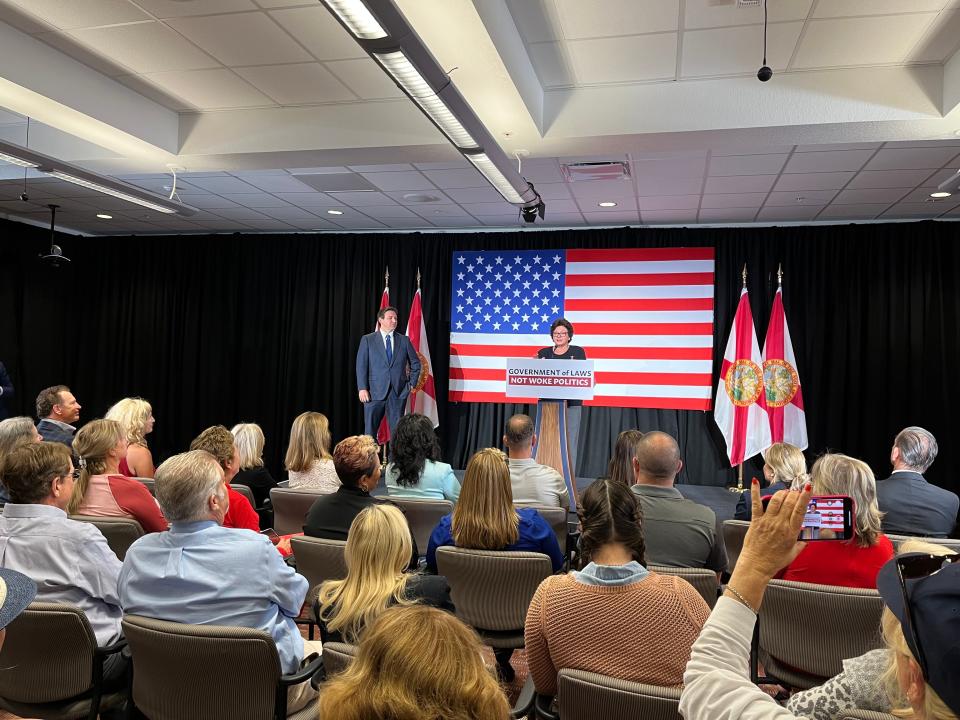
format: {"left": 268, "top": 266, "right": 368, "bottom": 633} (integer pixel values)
{"left": 757, "top": 0, "right": 772, "bottom": 82}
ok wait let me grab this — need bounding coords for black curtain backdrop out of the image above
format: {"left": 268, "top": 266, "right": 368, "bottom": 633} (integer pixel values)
{"left": 1, "top": 218, "right": 958, "bottom": 494}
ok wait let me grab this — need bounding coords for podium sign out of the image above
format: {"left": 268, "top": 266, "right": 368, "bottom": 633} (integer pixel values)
{"left": 505, "top": 358, "right": 595, "bottom": 400}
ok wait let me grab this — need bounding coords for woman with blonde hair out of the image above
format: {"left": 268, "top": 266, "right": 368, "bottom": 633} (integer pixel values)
{"left": 230, "top": 423, "right": 277, "bottom": 508}
{"left": 285, "top": 411, "right": 339, "bottom": 493}
{"left": 318, "top": 605, "right": 510, "bottom": 720}
{"left": 780, "top": 452, "right": 893, "bottom": 588}
{"left": 69, "top": 418, "right": 167, "bottom": 532}
{"left": 105, "top": 397, "right": 156, "bottom": 478}
{"left": 316, "top": 504, "right": 452, "bottom": 644}
{"left": 734, "top": 442, "right": 808, "bottom": 520}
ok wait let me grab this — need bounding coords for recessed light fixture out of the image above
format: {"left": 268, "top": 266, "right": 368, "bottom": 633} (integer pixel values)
{"left": 327, "top": 209, "right": 344, "bottom": 215}
{"left": 598, "top": 201, "right": 617, "bottom": 208}
{"left": 930, "top": 191, "right": 952, "bottom": 198}
{"left": 96, "top": 213, "right": 113, "bottom": 219}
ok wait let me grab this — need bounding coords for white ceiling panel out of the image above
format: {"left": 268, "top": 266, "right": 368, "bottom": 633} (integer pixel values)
{"left": 765, "top": 190, "right": 838, "bottom": 206}
{"left": 257, "top": 206, "right": 323, "bottom": 221}
{"left": 360, "top": 171, "right": 435, "bottom": 192}
{"left": 632, "top": 156, "right": 706, "bottom": 179}
{"left": 783, "top": 150, "right": 875, "bottom": 173}
{"left": 325, "top": 59, "right": 404, "bottom": 99}
{"left": 133, "top": 0, "right": 259, "bottom": 17}
{"left": 210, "top": 207, "right": 274, "bottom": 221}
{"left": 883, "top": 203, "right": 950, "bottom": 217}
{"left": 863, "top": 147, "right": 960, "bottom": 171}
{"left": 167, "top": 12, "right": 313, "bottom": 67}
{"left": 704, "top": 175, "right": 777, "bottom": 194}
{"left": 460, "top": 202, "right": 521, "bottom": 217}
{"left": 845, "top": 169, "right": 935, "bottom": 189}
{"left": 175, "top": 194, "right": 242, "bottom": 210}
{"left": 712, "top": 146, "right": 794, "bottom": 156}
{"left": 700, "top": 193, "right": 767, "bottom": 209}
{"left": 442, "top": 187, "right": 505, "bottom": 204}
{"left": 538, "top": 212, "right": 585, "bottom": 226}
{"left": 793, "top": 14, "right": 939, "bottom": 69}
{"left": 640, "top": 209, "right": 699, "bottom": 224}
{"left": 555, "top": 0, "right": 680, "bottom": 39}
{"left": 526, "top": 42, "right": 576, "bottom": 88}
{"left": 68, "top": 22, "right": 219, "bottom": 74}
{"left": 773, "top": 172, "right": 856, "bottom": 191}
{"left": 327, "top": 216, "right": 387, "bottom": 229}
{"left": 811, "top": 0, "right": 950, "bottom": 18}
{"left": 583, "top": 211, "right": 641, "bottom": 224}
{"left": 269, "top": 6, "right": 368, "bottom": 61}
{"left": 682, "top": 22, "right": 804, "bottom": 78}
{"left": 638, "top": 195, "right": 701, "bottom": 211}
{"left": 412, "top": 204, "right": 476, "bottom": 220}
{"left": 354, "top": 205, "right": 419, "bottom": 219}
{"left": 237, "top": 174, "right": 317, "bottom": 193}
{"left": 532, "top": 183, "right": 574, "bottom": 200}
{"left": 756, "top": 205, "right": 826, "bottom": 221}
{"left": 568, "top": 179, "right": 637, "bottom": 200}
{"left": 5, "top": 0, "right": 150, "bottom": 29}
{"left": 698, "top": 208, "right": 758, "bottom": 222}
{"left": 420, "top": 168, "right": 487, "bottom": 189}
{"left": 383, "top": 190, "right": 452, "bottom": 205}
{"left": 832, "top": 187, "right": 909, "bottom": 204}
{"left": 347, "top": 164, "right": 414, "bottom": 172}
{"left": 505, "top": 0, "right": 562, "bottom": 44}
{"left": 274, "top": 192, "right": 339, "bottom": 207}
{"left": 683, "top": 0, "right": 813, "bottom": 29}
{"left": 636, "top": 177, "right": 704, "bottom": 197}
{"left": 235, "top": 63, "right": 355, "bottom": 104}
{"left": 219, "top": 193, "right": 291, "bottom": 208}
{"left": 579, "top": 196, "right": 638, "bottom": 212}
{"left": 329, "top": 191, "right": 396, "bottom": 206}
{"left": 180, "top": 176, "right": 260, "bottom": 194}
{"left": 142, "top": 68, "right": 274, "bottom": 110}
{"left": 518, "top": 160, "right": 565, "bottom": 184}
{"left": 898, "top": 188, "right": 960, "bottom": 205}
{"left": 818, "top": 204, "right": 888, "bottom": 218}
{"left": 709, "top": 154, "right": 788, "bottom": 176}
{"left": 907, "top": 9, "right": 960, "bottom": 62}
{"left": 794, "top": 143, "right": 880, "bottom": 153}
{"left": 566, "top": 34, "right": 678, "bottom": 84}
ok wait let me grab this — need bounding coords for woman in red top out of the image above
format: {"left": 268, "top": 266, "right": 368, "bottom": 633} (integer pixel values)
{"left": 188, "top": 425, "right": 261, "bottom": 532}
{"left": 68, "top": 418, "right": 168, "bottom": 533}
{"left": 105, "top": 397, "right": 156, "bottom": 478}
{"left": 781, "top": 453, "right": 894, "bottom": 589}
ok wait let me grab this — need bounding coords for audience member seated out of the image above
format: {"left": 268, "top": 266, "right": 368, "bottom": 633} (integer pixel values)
{"left": 786, "top": 538, "right": 956, "bottom": 720}
{"left": 285, "top": 411, "right": 339, "bottom": 493}
{"left": 607, "top": 429, "right": 644, "bottom": 487}
{"left": 105, "top": 397, "right": 156, "bottom": 478}
{"left": 303, "top": 435, "right": 418, "bottom": 567}
{"left": 119, "top": 450, "right": 323, "bottom": 713}
{"left": 734, "top": 442, "right": 807, "bottom": 521}
{"left": 503, "top": 414, "right": 569, "bottom": 509}
{"left": 0, "top": 416, "right": 42, "bottom": 503}
{"left": 316, "top": 504, "right": 452, "bottom": 644}
{"left": 69, "top": 419, "right": 167, "bottom": 533}
{"left": 230, "top": 423, "right": 277, "bottom": 508}
{"left": 630, "top": 432, "right": 726, "bottom": 575}
{"left": 781, "top": 453, "right": 894, "bottom": 589}
{"left": 0, "top": 442, "right": 126, "bottom": 680}
{"left": 0, "top": 568, "right": 36, "bottom": 651}
{"left": 680, "top": 482, "right": 960, "bottom": 720}
{"left": 35, "top": 385, "right": 82, "bottom": 447}
{"left": 427, "top": 447, "right": 564, "bottom": 573}
{"left": 384, "top": 413, "right": 459, "bottom": 502}
{"left": 189, "top": 425, "right": 260, "bottom": 532}
{"left": 877, "top": 426, "right": 958, "bottom": 538}
{"left": 525, "top": 477, "right": 710, "bottom": 696}
{"left": 318, "top": 605, "right": 510, "bottom": 720}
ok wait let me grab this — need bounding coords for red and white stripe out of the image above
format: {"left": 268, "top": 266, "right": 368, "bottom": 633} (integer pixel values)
{"left": 763, "top": 286, "right": 808, "bottom": 449}
{"left": 448, "top": 248, "right": 716, "bottom": 410}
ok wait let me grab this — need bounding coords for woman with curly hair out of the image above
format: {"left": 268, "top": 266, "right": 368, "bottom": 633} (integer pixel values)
{"left": 105, "top": 397, "right": 155, "bottom": 478}
{"left": 318, "top": 605, "right": 510, "bottom": 720}
{"left": 385, "top": 413, "right": 459, "bottom": 502}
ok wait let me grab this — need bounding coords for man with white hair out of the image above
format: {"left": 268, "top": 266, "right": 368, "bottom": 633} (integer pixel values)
{"left": 876, "top": 426, "right": 958, "bottom": 538}
{"left": 119, "top": 450, "right": 322, "bottom": 711}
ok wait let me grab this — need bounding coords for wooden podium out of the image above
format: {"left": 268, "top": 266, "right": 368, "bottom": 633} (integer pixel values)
{"left": 534, "top": 399, "right": 578, "bottom": 510}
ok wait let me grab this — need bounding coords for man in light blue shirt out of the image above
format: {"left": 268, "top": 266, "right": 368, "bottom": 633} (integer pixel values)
{"left": 119, "top": 450, "right": 322, "bottom": 711}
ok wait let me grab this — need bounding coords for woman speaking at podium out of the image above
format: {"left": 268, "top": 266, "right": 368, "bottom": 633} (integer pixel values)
{"left": 537, "top": 318, "right": 587, "bottom": 474}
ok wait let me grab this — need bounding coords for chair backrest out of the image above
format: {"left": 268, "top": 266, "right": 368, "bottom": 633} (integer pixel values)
{"left": 71, "top": 514, "right": 145, "bottom": 560}
{"left": 122, "top": 615, "right": 283, "bottom": 720}
{"left": 289, "top": 535, "right": 348, "bottom": 591}
{"left": 230, "top": 483, "right": 256, "bottom": 507}
{"left": 648, "top": 565, "right": 719, "bottom": 608}
{"left": 887, "top": 534, "right": 960, "bottom": 553}
{"left": 759, "top": 579, "right": 884, "bottom": 680}
{"left": 322, "top": 641, "right": 357, "bottom": 677}
{"left": 0, "top": 602, "right": 97, "bottom": 703}
{"left": 270, "top": 487, "right": 320, "bottom": 535}
{"left": 722, "top": 520, "right": 750, "bottom": 571}
{"left": 436, "top": 547, "right": 551, "bottom": 632}
{"left": 556, "top": 669, "right": 681, "bottom": 720}
{"left": 521, "top": 504, "right": 568, "bottom": 553}
{"left": 386, "top": 497, "right": 453, "bottom": 554}
{"left": 835, "top": 711, "right": 898, "bottom": 720}
{"left": 134, "top": 477, "right": 156, "bottom": 496}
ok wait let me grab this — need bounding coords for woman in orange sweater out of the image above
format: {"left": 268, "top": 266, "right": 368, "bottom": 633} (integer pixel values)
{"left": 524, "top": 477, "right": 710, "bottom": 696}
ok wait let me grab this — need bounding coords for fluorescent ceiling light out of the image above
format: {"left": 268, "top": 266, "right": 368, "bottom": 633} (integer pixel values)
{"left": 0, "top": 151, "right": 39, "bottom": 168}
{"left": 373, "top": 51, "right": 479, "bottom": 150}
{"left": 321, "top": 0, "right": 388, "bottom": 39}
{"left": 96, "top": 213, "right": 113, "bottom": 219}
{"left": 327, "top": 209, "right": 344, "bottom": 215}
{"left": 464, "top": 153, "right": 524, "bottom": 204}
{"left": 930, "top": 191, "right": 952, "bottom": 198}
{"left": 598, "top": 201, "right": 617, "bottom": 207}
{"left": 47, "top": 171, "right": 177, "bottom": 214}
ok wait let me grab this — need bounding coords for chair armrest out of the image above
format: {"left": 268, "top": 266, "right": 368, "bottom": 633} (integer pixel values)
{"left": 278, "top": 653, "right": 324, "bottom": 688}
{"left": 510, "top": 676, "right": 536, "bottom": 719}
{"left": 535, "top": 692, "right": 558, "bottom": 720}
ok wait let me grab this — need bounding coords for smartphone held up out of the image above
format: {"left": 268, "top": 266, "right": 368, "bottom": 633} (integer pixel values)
{"left": 762, "top": 494, "right": 855, "bottom": 541}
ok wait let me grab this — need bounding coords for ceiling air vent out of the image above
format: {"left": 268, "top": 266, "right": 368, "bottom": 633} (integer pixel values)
{"left": 560, "top": 161, "right": 631, "bottom": 183}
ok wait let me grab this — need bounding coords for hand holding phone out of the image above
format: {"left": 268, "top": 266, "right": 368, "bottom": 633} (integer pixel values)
{"left": 762, "top": 494, "right": 854, "bottom": 541}
{"left": 261, "top": 528, "right": 281, "bottom": 545}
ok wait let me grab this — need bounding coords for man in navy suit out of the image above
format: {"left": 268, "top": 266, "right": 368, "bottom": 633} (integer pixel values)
{"left": 35, "top": 385, "right": 82, "bottom": 448}
{"left": 356, "top": 306, "right": 421, "bottom": 440}
{"left": 0, "top": 362, "right": 13, "bottom": 421}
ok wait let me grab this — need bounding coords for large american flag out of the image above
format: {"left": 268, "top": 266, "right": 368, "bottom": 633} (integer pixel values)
{"left": 448, "top": 247, "right": 716, "bottom": 410}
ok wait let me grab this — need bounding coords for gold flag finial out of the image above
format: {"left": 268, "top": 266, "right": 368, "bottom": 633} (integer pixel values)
{"left": 741, "top": 264, "right": 747, "bottom": 288}
{"left": 777, "top": 263, "right": 783, "bottom": 286}
{"left": 416, "top": 267, "right": 421, "bottom": 289}
{"left": 384, "top": 266, "right": 389, "bottom": 285}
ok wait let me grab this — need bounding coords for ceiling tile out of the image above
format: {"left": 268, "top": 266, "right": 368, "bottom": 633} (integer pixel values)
{"left": 568, "top": 179, "right": 637, "bottom": 200}
{"left": 521, "top": 160, "right": 565, "bottom": 184}
{"left": 711, "top": 146, "right": 794, "bottom": 156}
{"left": 812, "top": 0, "right": 950, "bottom": 18}
{"left": 460, "top": 202, "right": 521, "bottom": 217}
{"left": 181, "top": 176, "right": 260, "bottom": 194}
{"left": 700, "top": 193, "right": 767, "bottom": 209}
{"left": 846, "top": 169, "right": 935, "bottom": 189}
{"left": 327, "top": 191, "right": 395, "bottom": 206}
{"left": 533, "top": 183, "right": 574, "bottom": 200}
{"left": 420, "top": 168, "right": 487, "bottom": 189}
{"left": 818, "top": 204, "right": 888, "bottom": 218}
{"left": 175, "top": 194, "right": 241, "bottom": 210}
{"left": 632, "top": 156, "right": 706, "bottom": 179}
{"left": 636, "top": 177, "right": 704, "bottom": 197}
{"left": 783, "top": 150, "right": 875, "bottom": 173}
{"left": 378, "top": 217, "right": 434, "bottom": 229}
{"left": 113, "top": 74, "right": 192, "bottom": 111}
{"left": 637, "top": 195, "right": 701, "bottom": 211}
{"left": 566, "top": 34, "right": 678, "bottom": 84}
{"left": 579, "top": 197, "right": 638, "bottom": 212}
{"left": 898, "top": 188, "right": 960, "bottom": 205}
{"left": 269, "top": 6, "right": 368, "bottom": 61}
{"left": 773, "top": 172, "right": 855, "bottom": 191}
{"left": 325, "top": 59, "right": 404, "bottom": 99}
{"left": 793, "top": 14, "right": 939, "bottom": 68}
{"left": 525, "top": 42, "right": 576, "bottom": 88}
{"left": 257, "top": 206, "right": 322, "bottom": 221}
{"left": 68, "top": 22, "right": 219, "bottom": 73}
{"left": 556, "top": 0, "right": 680, "bottom": 38}
{"left": 413, "top": 160, "right": 470, "bottom": 171}
{"left": 273, "top": 192, "right": 339, "bottom": 207}
{"left": 327, "top": 216, "right": 386, "bottom": 229}
{"left": 33, "top": 30, "right": 138, "bottom": 76}
{"left": 756, "top": 205, "right": 826, "bottom": 221}
{"left": 764, "top": 190, "right": 837, "bottom": 206}
{"left": 133, "top": 0, "right": 258, "bottom": 17}
{"left": 234, "top": 175, "right": 315, "bottom": 193}
{"left": 359, "top": 172, "right": 435, "bottom": 192}
{"left": 442, "top": 187, "right": 505, "bottom": 204}
{"left": 506, "top": 0, "right": 563, "bottom": 44}
{"left": 794, "top": 142, "right": 880, "bottom": 153}
{"left": 5, "top": 0, "right": 150, "bottom": 29}
{"left": 347, "top": 164, "right": 415, "bottom": 172}
{"left": 698, "top": 208, "right": 758, "bottom": 222}
{"left": 881, "top": 203, "right": 944, "bottom": 218}
{"left": 684, "top": 0, "right": 813, "bottom": 29}
{"left": 583, "top": 211, "right": 641, "bottom": 225}
{"left": 141, "top": 68, "right": 275, "bottom": 110}
{"left": 682, "top": 22, "right": 803, "bottom": 77}
{"left": 413, "top": 204, "right": 476, "bottom": 220}
{"left": 906, "top": 9, "right": 960, "bottom": 62}
{"left": 235, "top": 63, "right": 355, "bottom": 104}
{"left": 426, "top": 216, "right": 483, "bottom": 228}
{"left": 924, "top": 168, "right": 960, "bottom": 185}
{"left": 219, "top": 193, "right": 291, "bottom": 208}
{"left": 863, "top": 147, "right": 960, "bottom": 171}
{"left": 640, "top": 209, "right": 699, "bottom": 224}
{"left": 537, "top": 212, "right": 585, "bottom": 226}
{"left": 704, "top": 175, "right": 777, "bottom": 194}
{"left": 709, "top": 154, "right": 788, "bottom": 176}
{"left": 167, "top": 12, "right": 313, "bottom": 66}
{"left": 209, "top": 207, "right": 274, "bottom": 221}
{"left": 355, "top": 205, "right": 419, "bottom": 219}
{"left": 383, "top": 190, "right": 452, "bottom": 205}
{"left": 833, "top": 187, "right": 909, "bottom": 204}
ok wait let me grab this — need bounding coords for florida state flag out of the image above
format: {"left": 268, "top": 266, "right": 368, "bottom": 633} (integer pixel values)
{"left": 762, "top": 284, "right": 808, "bottom": 449}
{"left": 715, "top": 286, "right": 771, "bottom": 466}
{"left": 406, "top": 284, "right": 439, "bottom": 427}
{"left": 375, "top": 274, "right": 391, "bottom": 444}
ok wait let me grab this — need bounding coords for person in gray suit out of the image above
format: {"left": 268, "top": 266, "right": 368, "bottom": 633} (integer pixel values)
{"left": 356, "top": 306, "right": 421, "bottom": 440}
{"left": 35, "top": 385, "right": 82, "bottom": 448}
{"left": 876, "top": 426, "right": 958, "bottom": 538}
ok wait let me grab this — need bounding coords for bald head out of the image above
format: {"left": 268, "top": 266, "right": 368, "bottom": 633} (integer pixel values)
{"left": 503, "top": 414, "right": 535, "bottom": 459}
{"left": 633, "top": 431, "right": 682, "bottom": 486}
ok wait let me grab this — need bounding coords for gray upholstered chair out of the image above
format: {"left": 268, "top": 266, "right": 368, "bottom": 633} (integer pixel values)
{"left": 722, "top": 519, "right": 750, "bottom": 571}
{"left": 757, "top": 579, "right": 884, "bottom": 689}
{"left": 386, "top": 496, "right": 453, "bottom": 554}
{"left": 270, "top": 487, "right": 321, "bottom": 535}
{"left": 886, "top": 534, "right": 960, "bottom": 552}
{"left": 519, "top": 504, "right": 569, "bottom": 556}
{"left": 535, "top": 668, "right": 682, "bottom": 720}
{"left": 0, "top": 602, "right": 127, "bottom": 720}
{"left": 321, "top": 641, "right": 356, "bottom": 677}
{"left": 70, "top": 515, "right": 144, "bottom": 560}
{"left": 122, "top": 615, "right": 322, "bottom": 720}
{"left": 289, "top": 535, "right": 348, "bottom": 592}
{"left": 648, "top": 564, "right": 719, "bottom": 608}
{"left": 230, "top": 482, "right": 257, "bottom": 507}
{"left": 833, "top": 711, "right": 898, "bottom": 720}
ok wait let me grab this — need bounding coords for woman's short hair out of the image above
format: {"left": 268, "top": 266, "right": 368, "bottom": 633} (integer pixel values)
{"left": 231, "top": 423, "right": 265, "bottom": 470}
{"left": 810, "top": 453, "right": 883, "bottom": 548}
{"left": 550, "top": 317, "right": 574, "bottom": 339}
{"left": 0, "top": 417, "right": 39, "bottom": 458}
{"left": 762, "top": 442, "right": 808, "bottom": 489}
{"left": 607, "top": 429, "right": 644, "bottom": 487}
{"left": 316, "top": 504, "right": 413, "bottom": 644}
{"left": 284, "top": 412, "right": 332, "bottom": 473}
{"left": 154, "top": 450, "right": 225, "bottom": 522}
{"left": 389, "top": 413, "right": 440, "bottom": 487}
{"left": 0, "top": 442, "right": 71, "bottom": 505}
{"left": 317, "top": 605, "right": 510, "bottom": 720}
{"left": 452, "top": 448, "right": 518, "bottom": 550}
{"left": 105, "top": 397, "right": 152, "bottom": 447}
{"left": 189, "top": 425, "right": 235, "bottom": 471}
{"left": 332, "top": 435, "right": 379, "bottom": 488}
{"left": 578, "top": 476, "right": 647, "bottom": 569}
{"left": 70, "top": 418, "right": 125, "bottom": 514}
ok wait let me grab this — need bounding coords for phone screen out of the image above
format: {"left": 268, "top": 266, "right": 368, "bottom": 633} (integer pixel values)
{"left": 762, "top": 494, "right": 854, "bottom": 541}
{"left": 261, "top": 528, "right": 281, "bottom": 545}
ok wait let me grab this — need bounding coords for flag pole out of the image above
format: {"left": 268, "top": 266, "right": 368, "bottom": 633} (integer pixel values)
{"left": 777, "top": 262, "right": 782, "bottom": 286}
{"left": 416, "top": 267, "right": 421, "bottom": 290}
{"left": 730, "top": 263, "right": 748, "bottom": 494}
